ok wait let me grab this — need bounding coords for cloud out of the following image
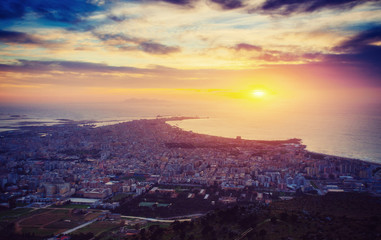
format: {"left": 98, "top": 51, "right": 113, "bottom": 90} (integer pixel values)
{"left": 233, "top": 43, "right": 262, "bottom": 51}
{"left": 0, "top": 60, "right": 140, "bottom": 73}
{"left": 94, "top": 32, "right": 180, "bottom": 55}
{"left": 334, "top": 45, "right": 381, "bottom": 69}
{"left": 258, "top": 0, "right": 379, "bottom": 15}
{"left": 139, "top": 41, "right": 181, "bottom": 54}
{"left": 257, "top": 52, "right": 298, "bottom": 62}
{"left": 0, "top": 30, "right": 42, "bottom": 44}
{"left": 155, "top": 0, "right": 245, "bottom": 9}
{"left": 0, "top": 59, "right": 225, "bottom": 90}
{"left": 94, "top": 32, "right": 139, "bottom": 44}
{"left": 0, "top": 0, "right": 101, "bottom": 22}
{"left": 327, "top": 26, "right": 381, "bottom": 79}
{"left": 337, "top": 25, "right": 381, "bottom": 51}
{"left": 107, "top": 14, "right": 130, "bottom": 22}
{"left": 227, "top": 42, "right": 322, "bottom": 63}
{"left": 210, "top": 0, "right": 245, "bottom": 10}
{"left": 252, "top": 50, "right": 321, "bottom": 63}
{"left": 160, "top": 0, "right": 194, "bottom": 6}
{"left": 0, "top": 29, "right": 64, "bottom": 48}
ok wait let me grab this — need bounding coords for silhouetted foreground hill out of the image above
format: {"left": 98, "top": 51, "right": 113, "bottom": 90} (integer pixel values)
{"left": 129, "top": 192, "right": 381, "bottom": 240}
{"left": 0, "top": 193, "right": 380, "bottom": 240}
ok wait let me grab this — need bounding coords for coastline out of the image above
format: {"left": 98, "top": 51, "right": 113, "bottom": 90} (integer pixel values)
{"left": 305, "top": 150, "right": 381, "bottom": 167}
{"left": 166, "top": 116, "right": 381, "bottom": 165}
{"left": 1, "top": 116, "right": 380, "bottom": 220}
{"left": 1, "top": 115, "right": 380, "bottom": 166}
{"left": 164, "top": 116, "right": 380, "bottom": 167}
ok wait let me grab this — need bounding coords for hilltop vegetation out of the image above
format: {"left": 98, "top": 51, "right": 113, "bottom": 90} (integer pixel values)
{"left": 128, "top": 192, "right": 381, "bottom": 240}
{"left": 0, "top": 192, "right": 380, "bottom": 240}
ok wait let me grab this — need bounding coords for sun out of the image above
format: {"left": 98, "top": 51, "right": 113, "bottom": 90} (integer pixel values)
{"left": 251, "top": 89, "right": 266, "bottom": 98}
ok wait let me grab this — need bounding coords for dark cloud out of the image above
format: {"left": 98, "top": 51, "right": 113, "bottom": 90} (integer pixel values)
{"left": 94, "top": 32, "right": 138, "bottom": 44}
{"left": 233, "top": 43, "right": 262, "bottom": 51}
{"left": 94, "top": 32, "right": 180, "bottom": 55}
{"left": 332, "top": 45, "right": 381, "bottom": 67}
{"left": 230, "top": 43, "right": 321, "bottom": 62}
{"left": 0, "top": 60, "right": 140, "bottom": 73}
{"left": 0, "top": 30, "right": 42, "bottom": 44}
{"left": 333, "top": 26, "right": 381, "bottom": 65}
{"left": 107, "top": 14, "right": 130, "bottom": 22}
{"left": 259, "top": 0, "right": 379, "bottom": 15}
{"left": 261, "top": 51, "right": 321, "bottom": 62}
{"left": 160, "top": 0, "right": 193, "bottom": 6}
{"left": 210, "top": 0, "right": 244, "bottom": 10}
{"left": 323, "top": 26, "right": 381, "bottom": 82}
{"left": 337, "top": 26, "right": 381, "bottom": 51}
{"left": 0, "top": 0, "right": 100, "bottom": 23}
{"left": 139, "top": 42, "right": 180, "bottom": 54}
{"left": 0, "top": 29, "right": 64, "bottom": 48}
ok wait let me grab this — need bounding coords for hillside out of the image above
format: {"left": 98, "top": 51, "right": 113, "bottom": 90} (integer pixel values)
{"left": 128, "top": 192, "right": 381, "bottom": 240}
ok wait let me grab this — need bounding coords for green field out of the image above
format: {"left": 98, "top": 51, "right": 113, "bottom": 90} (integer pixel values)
{"left": 72, "top": 221, "right": 120, "bottom": 236}
{"left": 110, "top": 193, "right": 130, "bottom": 202}
{"left": 0, "top": 208, "right": 34, "bottom": 220}
{"left": 144, "top": 222, "right": 171, "bottom": 229}
{"left": 122, "top": 176, "right": 146, "bottom": 181}
{"left": 54, "top": 204, "right": 90, "bottom": 209}
{"left": 20, "top": 226, "right": 61, "bottom": 237}
{"left": 138, "top": 202, "right": 170, "bottom": 207}
{"left": 19, "top": 209, "right": 71, "bottom": 227}
{"left": 14, "top": 208, "right": 101, "bottom": 237}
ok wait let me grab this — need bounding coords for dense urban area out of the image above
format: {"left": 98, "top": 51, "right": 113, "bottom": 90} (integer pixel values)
{"left": 0, "top": 117, "right": 380, "bottom": 240}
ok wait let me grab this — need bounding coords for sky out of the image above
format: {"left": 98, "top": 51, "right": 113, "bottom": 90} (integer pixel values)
{"left": 0, "top": 0, "right": 381, "bottom": 115}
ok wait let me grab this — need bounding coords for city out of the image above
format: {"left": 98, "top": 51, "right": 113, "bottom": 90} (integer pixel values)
{"left": 0, "top": 118, "right": 380, "bottom": 239}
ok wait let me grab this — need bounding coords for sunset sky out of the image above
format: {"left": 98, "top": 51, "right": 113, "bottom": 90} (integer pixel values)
{"left": 1, "top": 0, "right": 381, "bottom": 114}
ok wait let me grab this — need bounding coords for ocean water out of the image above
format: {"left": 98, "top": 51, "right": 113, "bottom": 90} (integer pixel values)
{"left": 170, "top": 112, "right": 381, "bottom": 164}
{"left": 1, "top": 103, "right": 380, "bottom": 164}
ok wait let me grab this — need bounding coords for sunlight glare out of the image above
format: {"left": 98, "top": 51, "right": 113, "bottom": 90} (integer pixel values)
{"left": 252, "top": 89, "right": 266, "bottom": 98}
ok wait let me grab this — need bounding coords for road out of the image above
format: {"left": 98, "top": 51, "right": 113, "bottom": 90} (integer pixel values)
{"left": 61, "top": 218, "right": 98, "bottom": 235}
{"left": 309, "top": 180, "right": 324, "bottom": 195}
{"left": 121, "top": 213, "right": 204, "bottom": 223}
{"left": 234, "top": 227, "right": 254, "bottom": 240}
{"left": 57, "top": 213, "right": 204, "bottom": 236}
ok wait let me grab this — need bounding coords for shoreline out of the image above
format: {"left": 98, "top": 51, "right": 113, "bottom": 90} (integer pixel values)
{"left": 165, "top": 116, "right": 381, "bottom": 166}
{"left": 305, "top": 150, "right": 381, "bottom": 167}
{"left": 1, "top": 115, "right": 380, "bottom": 166}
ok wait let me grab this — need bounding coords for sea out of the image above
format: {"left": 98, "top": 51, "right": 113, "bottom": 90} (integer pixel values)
{"left": 1, "top": 102, "right": 380, "bottom": 164}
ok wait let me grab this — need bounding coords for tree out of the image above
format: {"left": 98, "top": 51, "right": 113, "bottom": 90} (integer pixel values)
{"left": 259, "top": 229, "right": 267, "bottom": 240}
{"left": 201, "top": 224, "right": 212, "bottom": 236}
{"left": 290, "top": 214, "right": 298, "bottom": 223}
{"left": 171, "top": 220, "right": 182, "bottom": 232}
{"left": 280, "top": 212, "right": 288, "bottom": 221}
{"left": 134, "top": 223, "right": 141, "bottom": 230}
